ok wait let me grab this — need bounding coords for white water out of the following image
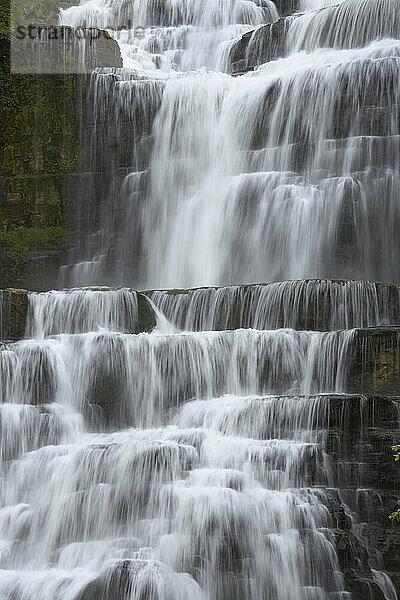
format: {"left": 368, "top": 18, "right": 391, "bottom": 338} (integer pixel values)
{"left": 26, "top": 288, "right": 139, "bottom": 337}
{"left": 58, "top": 0, "right": 400, "bottom": 288}
{"left": 148, "top": 279, "right": 400, "bottom": 331}
{"left": 0, "top": 322, "right": 361, "bottom": 600}
{"left": 1, "top": 283, "right": 398, "bottom": 599}
{"left": 0, "top": 327, "right": 355, "bottom": 420}
{"left": 142, "top": 40, "right": 400, "bottom": 287}
{"left": 289, "top": 0, "right": 400, "bottom": 52}
{"left": 1, "top": 0, "right": 399, "bottom": 597}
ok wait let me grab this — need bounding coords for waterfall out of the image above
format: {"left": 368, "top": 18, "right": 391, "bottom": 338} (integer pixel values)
{"left": 288, "top": 0, "right": 400, "bottom": 53}
{"left": 1, "top": 302, "right": 398, "bottom": 598}
{"left": 141, "top": 40, "right": 400, "bottom": 287}
{"left": 0, "top": 320, "right": 367, "bottom": 600}
{"left": 1, "top": 327, "right": 356, "bottom": 422}
{"left": 148, "top": 279, "right": 400, "bottom": 332}
{"left": 2, "top": 0, "right": 400, "bottom": 597}
{"left": 26, "top": 288, "right": 139, "bottom": 337}
{"left": 57, "top": 0, "right": 400, "bottom": 287}
{"left": 61, "top": 0, "right": 277, "bottom": 72}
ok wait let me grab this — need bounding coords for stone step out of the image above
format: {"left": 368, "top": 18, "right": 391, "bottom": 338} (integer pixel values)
{"left": 249, "top": 93, "right": 400, "bottom": 152}
{"left": 3, "top": 280, "right": 400, "bottom": 340}
{"left": 245, "top": 135, "right": 400, "bottom": 174}
{"left": 0, "top": 287, "right": 156, "bottom": 340}
{"left": 146, "top": 280, "right": 400, "bottom": 333}
{"left": 177, "top": 392, "right": 400, "bottom": 489}
{"left": 2, "top": 326, "right": 400, "bottom": 420}
{"left": 229, "top": 0, "right": 400, "bottom": 74}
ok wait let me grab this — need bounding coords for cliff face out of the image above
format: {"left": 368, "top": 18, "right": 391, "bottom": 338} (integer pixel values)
{"left": 0, "top": 0, "right": 122, "bottom": 289}
{"left": 1, "top": 67, "right": 80, "bottom": 289}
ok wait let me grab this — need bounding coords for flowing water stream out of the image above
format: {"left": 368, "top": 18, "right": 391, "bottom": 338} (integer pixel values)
{"left": 1, "top": 0, "right": 399, "bottom": 598}
{"left": 59, "top": 0, "right": 400, "bottom": 289}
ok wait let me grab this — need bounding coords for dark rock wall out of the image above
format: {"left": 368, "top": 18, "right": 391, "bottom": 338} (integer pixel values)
{"left": 324, "top": 395, "right": 400, "bottom": 598}
{"left": 0, "top": 288, "right": 28, "bottom": 340}
{"left": 0, "top": 0, "right": 122, "bottom": 290}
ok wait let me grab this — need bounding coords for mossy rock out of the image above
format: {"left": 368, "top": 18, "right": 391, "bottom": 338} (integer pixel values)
{"left": 1, "top": 0, "right": 122, "bottom": 288}
{"left": 348, "top": 328, "right": 400, "bottom": 395}
{"left": 10, "top": 0, "right": 77, "bottom": 28}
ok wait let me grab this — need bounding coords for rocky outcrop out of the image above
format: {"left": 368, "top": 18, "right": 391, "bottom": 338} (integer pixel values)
{"left": 11, "top": 26, "right": 123, "bottom": 74}
{"left": 228, "top": 0, "right": 400, "bottom": 74}
{"left": 228, "top": 16, "right": 291, "bottom": 74}
{"left": 11, "top": 0, "right": 77, "bottom": 28}
{"left": 0, "top": 288, "right": 28, "bottom": 340}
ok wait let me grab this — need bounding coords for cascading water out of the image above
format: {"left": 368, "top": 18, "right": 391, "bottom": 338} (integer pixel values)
{"left": 58, "top": 0, "right": 400, "bottom": 289}
{"left": 1, "top": 0, "right": 399, "bottom": 598}
{"left": 288, "top": 0, "right": 400, "bottom": 52}
{"left": 1, "top": 292, "right": 398, "bottom": 598}
{"left": 147, "top": 279, "right": 400, "bottom": 332}
{"left": 0, "top": 314, "right": 374, "bottom": 600}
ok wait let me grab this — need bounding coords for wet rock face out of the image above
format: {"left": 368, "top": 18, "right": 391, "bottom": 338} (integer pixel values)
{"left": 76, "top": 559, "right": 202, "bottom": 600}
{"left": 344, "top": 569, "right": 387, "bottom": 600}
{"left": 1, "top": 19, "right": 122, "bottom": 289}
{"left": 322, "top": 395, "right": 400, "bottom": 595}
{"left": 246, "top": 61, "right": 400, "bottom": 149}
{"left": 229, "top": 17, "right": 290, "bottom": 74}
{"left": 347, "top": 329, "right": 400, "bottom": 395}
{"left": 325, "top": 395, "right": 400, "bottom": 490}
{"left": 137, "top": 293, "right": 158, "bottom": 333}
{"left": 273, "top": 0, "right": 299, "bottom": 16}
{"left": 0, "top": 289, "right": 28, "bottom": 341}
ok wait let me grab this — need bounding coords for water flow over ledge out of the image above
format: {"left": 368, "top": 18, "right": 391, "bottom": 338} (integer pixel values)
{"left": 57, "top": 0, "right": 400, "bottom": 289}
{"left": 2, "top": 0, "right": 400, "bottom": 596}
